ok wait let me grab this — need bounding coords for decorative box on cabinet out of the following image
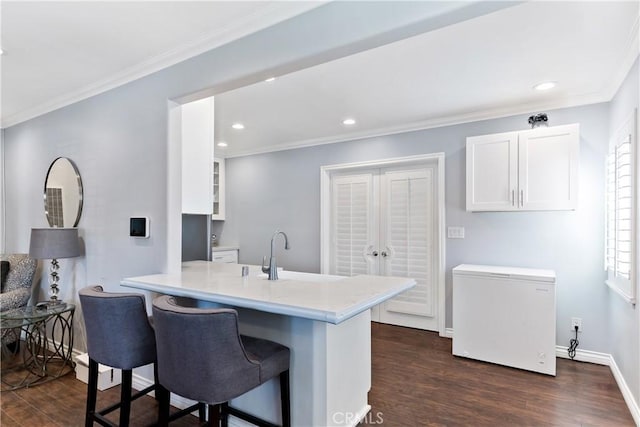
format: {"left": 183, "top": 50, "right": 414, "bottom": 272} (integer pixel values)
{"left": 211, "top": 248, "right": 238, "bottom": 263}
{"left": 212, "top": 158, "right": 225, "bottom": 220}
{"left": 466, "top": 123, "right": 579, "bottom": 211}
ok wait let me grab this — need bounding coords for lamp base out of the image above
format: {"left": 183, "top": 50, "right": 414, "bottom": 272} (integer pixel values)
{"left": 36, "top": 300, "right": 64, "bottom": 309}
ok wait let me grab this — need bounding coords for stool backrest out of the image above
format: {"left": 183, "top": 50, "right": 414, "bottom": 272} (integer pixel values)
{"left": 79, "top": 285, "right": 156, "bottom": 370}
{"left": 152, "top": 295, "right": 260, "bottom": 404}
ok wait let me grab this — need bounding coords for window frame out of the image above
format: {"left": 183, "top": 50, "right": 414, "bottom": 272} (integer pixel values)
{"left": 605, "top": 109, "right": 637, "bottom": 304}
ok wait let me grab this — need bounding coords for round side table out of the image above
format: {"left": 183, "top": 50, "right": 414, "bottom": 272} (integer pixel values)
{"left": 1, "top": 303, "right": 75, "bottom": 390}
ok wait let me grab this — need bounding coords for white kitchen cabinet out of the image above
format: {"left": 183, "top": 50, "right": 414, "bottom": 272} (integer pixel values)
{"left": 181, "top": 97, "right": 214, "bottom": 214}
{"left": 466, "top": 123, "right": 579, "bottom": 211}
{"left": 212, "top": 158, "right": 225, "bottom": 220}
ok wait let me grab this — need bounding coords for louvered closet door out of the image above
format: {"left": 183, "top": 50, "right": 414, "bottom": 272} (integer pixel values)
{"left": 379, "top": 167, "right": 437, "bottom": 330}
{"left": 329, "top": 165, "right": 438, "bottom": 331}
{"left": 330, "top": 173, "right": 378, "bottom": 276}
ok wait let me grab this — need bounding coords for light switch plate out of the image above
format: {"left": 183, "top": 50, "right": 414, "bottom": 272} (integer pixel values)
{"left": 447, "top": 226, "right": 465, "bottom": 239}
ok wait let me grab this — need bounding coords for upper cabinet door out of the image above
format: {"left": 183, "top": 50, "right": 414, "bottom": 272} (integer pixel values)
{"left": 518, "top": 124, "right": 579, "bottom": 211}
{"left": 182, "top": 98, "right": 214, "bottom": 215}
{"left": 211, "top": 158, "right": 225, "bottom": 220}
{"left": 466, "top": 131, "right": 519, "bottom": 211}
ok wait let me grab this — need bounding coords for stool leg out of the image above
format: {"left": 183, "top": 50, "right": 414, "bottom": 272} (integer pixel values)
{"left": 119, "top": 369, "right": 133, "bottom": 427}
{"left": 208, "top": 404, "right": 220, "bottom": 427}
{"left": 153, "top": 362, "right": 161, "bottom": 402}
{"left": 199, "top": 402, "right": 207, "bottom": 422}
{"left": 220, "top": 402, "right": 229, "bottom": 427}
{"left": 156, "top": 384, "right": 170, "bottom": 427}
{"left": 280, "top": 370, "right": 291, "bottom": 427}
{"left": 85, "top": 358, "right": 99, "bottom": 427}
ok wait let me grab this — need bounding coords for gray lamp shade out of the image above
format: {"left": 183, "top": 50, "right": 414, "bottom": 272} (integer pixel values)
{"left": 29, "top": 228, "right": 81, "bottom": 259}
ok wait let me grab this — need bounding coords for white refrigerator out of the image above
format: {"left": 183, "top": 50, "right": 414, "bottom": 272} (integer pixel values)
{"left": 452, "top": 264, "right": 557, "bottom": 376}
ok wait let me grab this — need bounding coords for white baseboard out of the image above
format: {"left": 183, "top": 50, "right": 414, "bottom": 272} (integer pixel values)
{"left": 45, "top": 336, "right": 84, "bottom": 361}
{"left": 442, "top": 328, "right": 454, "bottom": 338}
{"left": 609, "top": 355, "right": 640, "bottom": 426}
{"left": 555, "top": 345, "right": 611, "bottom": 365}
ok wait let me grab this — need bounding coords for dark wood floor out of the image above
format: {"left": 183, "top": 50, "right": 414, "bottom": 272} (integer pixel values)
{"left": 366, "top": 323, "right": 633, "bottom": 426}
{"left": 1, "top": 323, "right": 634, "bottom": 426}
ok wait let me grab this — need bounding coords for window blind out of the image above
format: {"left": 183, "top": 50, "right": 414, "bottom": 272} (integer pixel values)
{"left": 605, "top": 124, "right": 636, "bottom": 303}
{"left": 384, "top": 169, "right": 435, "bottom": 317}
{"left": 331, "top": 175, "right": 372, "bottom": 276}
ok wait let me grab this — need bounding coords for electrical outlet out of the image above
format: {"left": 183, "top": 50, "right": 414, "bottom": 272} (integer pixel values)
{"left": 447, "top": 226, "right": 465, "bottom": 239}
{"left": 571, "top": 317, "right": 582, "bottom": 332}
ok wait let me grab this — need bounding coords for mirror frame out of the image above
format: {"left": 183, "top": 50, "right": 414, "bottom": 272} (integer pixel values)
{"left": 44, "top": 157, "right": 84, "bottom": 227}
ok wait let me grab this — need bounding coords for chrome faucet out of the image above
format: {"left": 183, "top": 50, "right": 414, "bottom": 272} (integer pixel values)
{"left": 262, "top": 230, "right": 290, "bottom": 280}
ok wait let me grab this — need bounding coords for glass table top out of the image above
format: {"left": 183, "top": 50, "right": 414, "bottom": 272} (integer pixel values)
{"left": 0, "top": 303, "right": 75, "bottom": 321}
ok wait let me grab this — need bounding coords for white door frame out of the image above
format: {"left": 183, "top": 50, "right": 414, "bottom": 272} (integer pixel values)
{"left": 320, "top": 153, "right": 446, "bottom": 337}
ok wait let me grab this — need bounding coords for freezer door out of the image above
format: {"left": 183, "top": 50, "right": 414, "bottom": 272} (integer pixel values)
{"left": 452, "top": 267, "right": 557, "bottom": 376}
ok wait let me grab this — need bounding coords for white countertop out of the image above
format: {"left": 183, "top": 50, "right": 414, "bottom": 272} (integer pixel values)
{"left": 121, "top": 261, "right": 415, "bottom": 324}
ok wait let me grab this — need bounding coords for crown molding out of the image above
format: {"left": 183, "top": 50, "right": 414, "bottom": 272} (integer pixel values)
{"left": 1, "top": 2, "right": 324, "bottom": 129}
{"left": 225, "top": 91, "right": 610, "bottom": 158}
{"left": 222, "top": 10, "right": 639, "bottom": 159}
{"left": 602, "top": 11, "right": 640, "bottom": 101}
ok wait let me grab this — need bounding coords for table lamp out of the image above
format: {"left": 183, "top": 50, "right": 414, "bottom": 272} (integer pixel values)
{"left": 29, "top": 227, "right": 80, "bottom": 305}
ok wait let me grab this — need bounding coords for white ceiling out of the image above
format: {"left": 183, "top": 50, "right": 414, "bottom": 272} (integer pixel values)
{"left": 0, "top": 1, "right": 322, "bottom": 127}
{"left": 1, "top": 1, "right": 638, "bottom": 158}
{"left": 215, "top": 0, "right": 639, "bottom": 157}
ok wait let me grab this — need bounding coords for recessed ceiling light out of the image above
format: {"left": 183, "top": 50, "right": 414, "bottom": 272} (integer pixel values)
{"left": 265, "top": 77, "right": 276, "bottom": 83}
{"left": 533, "top": 81, "right": 556, "bottom": 91}
{"left": 342, "top": 118, "right": 356, "bottom": 126}
{"left": 0, "top": 48, "right": 4, "bottom": 55}
{"left": 217, "top": 142, "right": 228, "bottom": 148}
{"left": 232, "top": 123, "right": 245, "bottom": 130}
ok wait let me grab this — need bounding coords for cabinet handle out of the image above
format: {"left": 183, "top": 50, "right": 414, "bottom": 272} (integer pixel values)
{"left": 520, "top": 190, "right": 524, "bottom": 207}
{"left": 381, "top": 246, "right": 392, "bottom": 258}
{"left": 364, "top": 245, "right": 378, "bottom": 257}
{"left": 511, "top": 190, "right": 515, "bottom": 206}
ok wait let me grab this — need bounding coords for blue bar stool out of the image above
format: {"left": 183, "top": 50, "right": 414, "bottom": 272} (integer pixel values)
{"left": 79, "top": 286, "right": 204, "bottom": 427}
{"left": 152, "top": 295, "right": 291, "bottom": 427}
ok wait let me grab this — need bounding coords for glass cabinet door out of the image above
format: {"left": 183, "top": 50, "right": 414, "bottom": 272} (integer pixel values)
{"left": 212, "top": 158, "right": 225, "bottom": 220}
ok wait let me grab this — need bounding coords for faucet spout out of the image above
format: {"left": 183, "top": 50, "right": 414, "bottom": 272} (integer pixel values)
{"left": 263, "top": 230, "right": 290, "bottom": 280}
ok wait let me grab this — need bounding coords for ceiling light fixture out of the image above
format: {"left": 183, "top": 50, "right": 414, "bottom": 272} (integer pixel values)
{"left": 342, "top": 118, "right": 356, "bottom": 126}
{"left": 533, "top": 81, "right": 556, "bottom": 91}
{"left": 0, "top": 48, "right": 4, "bottom": 55}
{"left": 217, "top": 142, "right": 228, "bottom": 147}
{"left": 265, "top": 77, "right": 276, "bottom": 83}
{"left": 232, "top": 123, "right": 245, "bottom": 130}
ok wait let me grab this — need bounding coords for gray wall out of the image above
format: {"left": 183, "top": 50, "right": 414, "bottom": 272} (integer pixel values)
{"left": 2, "top": 0, "right": 636, "bottom": 405}
{"left": 222, "top": 102, "right": 611, "bottom": 352}
{"left": 607, "top": 59, "right": 639, "bottom": 406}
{"left": 2, "top": 1, "right": 508, "bottom": 352}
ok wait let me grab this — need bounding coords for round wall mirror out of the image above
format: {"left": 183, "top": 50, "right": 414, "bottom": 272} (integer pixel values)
{"left": 44, "top": 157, "right": 83, "bottom": 227}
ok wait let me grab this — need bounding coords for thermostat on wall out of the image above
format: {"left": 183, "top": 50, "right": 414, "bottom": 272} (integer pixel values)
{"left": 130, "top": 217, "right": 149, "bottom": 238}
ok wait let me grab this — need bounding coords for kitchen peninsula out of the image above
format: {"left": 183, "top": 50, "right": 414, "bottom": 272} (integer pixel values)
{"left": 122, "top": 261, "right": 415, "bottom": 427}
